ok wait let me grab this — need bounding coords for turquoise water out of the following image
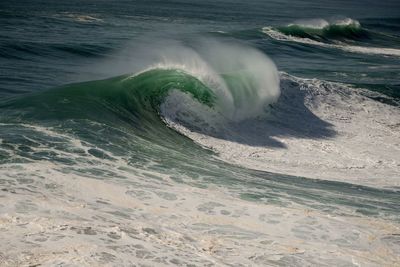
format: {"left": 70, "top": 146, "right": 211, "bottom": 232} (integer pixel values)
{"left": 0, "top": 0, "right": 400, "bottom": 266}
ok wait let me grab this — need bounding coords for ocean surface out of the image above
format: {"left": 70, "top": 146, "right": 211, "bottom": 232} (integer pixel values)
{"left": 1, "top": 0, "right": 400, "bottom": 266}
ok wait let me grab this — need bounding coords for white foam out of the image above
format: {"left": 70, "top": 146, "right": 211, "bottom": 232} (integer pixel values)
{"left": 164, "top": 73, "right": 400, "bottom": 188}
{"left": 332, "top": 17, "right": 361, "bottom": 27}
{"left": 160, "top": 90, "right": 227, "bottom": 134}
{"left": 288, "top": 19, "right": 330, "bottom": 29}
{"left": 1, "top": 159, "right": 399, "bottom": 266}
{"left": 58, "top": 12, "right": 103, "bottom": 23}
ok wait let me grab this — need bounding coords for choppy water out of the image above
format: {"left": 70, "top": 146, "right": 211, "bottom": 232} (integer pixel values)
{"left": 1, "top": 0, "right": 400, "bottom": 266}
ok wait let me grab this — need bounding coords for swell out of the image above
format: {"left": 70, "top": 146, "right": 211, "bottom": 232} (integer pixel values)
{"left": 0, "top": 41, "right": 111, "bottom": 60}
{"left": 1, "top": 69, "right": 213, "bottom": 128}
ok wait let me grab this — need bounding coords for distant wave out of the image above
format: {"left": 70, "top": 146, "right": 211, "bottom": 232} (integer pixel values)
{"left": 262, "top": 18, "right": 400, "bottom": 57}
{"left": 278, "top": 18, "right": 367, "bottom": 41}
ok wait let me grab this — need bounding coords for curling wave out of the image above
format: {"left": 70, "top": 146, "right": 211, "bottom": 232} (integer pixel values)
{"left": 2, "top": 41, "right": 280, "bottom": 140}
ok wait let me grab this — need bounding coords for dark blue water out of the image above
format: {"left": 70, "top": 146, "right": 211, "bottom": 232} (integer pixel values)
{"left": 1, "top": 0, "right": 399, "bottom": 96}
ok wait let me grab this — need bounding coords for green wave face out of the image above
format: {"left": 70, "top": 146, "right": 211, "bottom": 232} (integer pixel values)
{"left": 0, "top": 69, "right": 216, "bottom": 149}
{"left": 4, "top": 69, "right": 215, "bottom": 123}
{"left": 277, "top": 23, "right": 368, "bottom": 41}
{"left": 0, "top": 40, "right": 281, "bottom": 154}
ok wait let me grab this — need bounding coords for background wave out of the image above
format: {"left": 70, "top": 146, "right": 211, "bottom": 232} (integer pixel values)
{"left": 262, "top": 17, "right": 400, "bottom": 57}
{"left": 277, "top": 18, "right": 367, "bottom": 41}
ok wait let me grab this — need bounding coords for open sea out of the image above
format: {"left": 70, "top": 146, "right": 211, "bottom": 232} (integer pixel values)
{"left": 1, "top": 0, "right": 400, "bottom": 266}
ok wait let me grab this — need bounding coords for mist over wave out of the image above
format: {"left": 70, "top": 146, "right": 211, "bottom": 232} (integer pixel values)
{"left": 1, "top": 39, "right": 282, "bottom": 149}
{"left": 94, "top": 39, "right": 281, "bottom": 124}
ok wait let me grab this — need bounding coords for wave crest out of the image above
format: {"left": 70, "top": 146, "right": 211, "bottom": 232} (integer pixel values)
{"left": 128, "top": 40, "right": 280, "bottom": 123}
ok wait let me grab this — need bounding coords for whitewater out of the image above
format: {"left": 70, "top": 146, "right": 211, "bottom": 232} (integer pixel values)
{"left": 1, "top": 0, "right": 400, "bottom": 266}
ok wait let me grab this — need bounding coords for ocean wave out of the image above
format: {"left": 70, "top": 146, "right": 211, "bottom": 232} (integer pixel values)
{"left": 3, "top": 39, "right": 399, "bottom": 187}
{"left": 129, "top": 40, "right": 280, "bottom": 128}
{"left": 2, "top": 40, "right": 280, "bottom": 139}
{"left": 262, "top": 18, "right": 400, "bottom": 57}
{"left": 279, "top": 18, "right": 367, "bottom": 41}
